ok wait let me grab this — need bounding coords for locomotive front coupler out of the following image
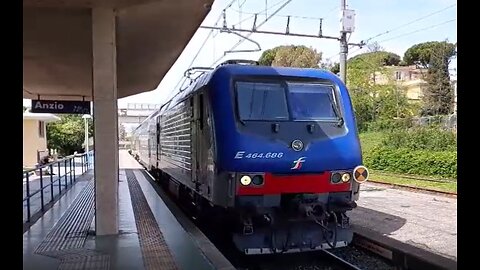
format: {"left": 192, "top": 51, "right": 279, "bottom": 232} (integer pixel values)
{"left": 299, "top": 203, "right": 326, "bottom": 219}
{"left": 327, "top": 200, "right": 357, "bottom": 212}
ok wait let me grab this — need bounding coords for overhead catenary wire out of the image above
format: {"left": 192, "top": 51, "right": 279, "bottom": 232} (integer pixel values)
{"left": 349, "top": 18, "right": 456, "bottom": 56}
{"left": 210, "top": 0, "right": 293, "bottom": 66}
{"left": 188, "top": 0, "right": 239, "bottom": 68}
{"left": 362, "top": 3, "right": 456, "bottom": 44}
{"left": 229, "top": 0, "right": 289, "bottom": 29}
{"left": 167, "top": 0, "right": 238, "bottom": 100}
{"left": 376, "top": 19, "right": 456, "bottom": 44}
{"left": 170, "top": 0, "right": 277, "bottom": 100}
{"left": 324, "top": 3, "right": 456, "bottom": 62}
{"left": 325, "top": 13, "right": 456, "bottom": 63}
{"left": 229, "top": 0, "right": 337, "bottom": 28}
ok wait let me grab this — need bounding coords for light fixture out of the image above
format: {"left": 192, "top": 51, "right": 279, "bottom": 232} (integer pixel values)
{"left": 353, "top": 166, "right": 369, "bottom": 184}
{"left": 240, "top": 175, "right": 252, "bottom": 186}
{"left": 342, "top": 173, "right": 351, "bottom": 182}
{"left": 252, "top": 175, "right": 264, "bottom": 186}
{"left": 331, "top": 172, "right": 342, "bottom": 183}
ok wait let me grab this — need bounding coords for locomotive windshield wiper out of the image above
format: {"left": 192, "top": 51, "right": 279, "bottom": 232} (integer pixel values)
{"left": 328, "top": 93, "right": 344, "bottom": 127}
{"left": 336, "top": 116, "right": 344, "bottom": 127}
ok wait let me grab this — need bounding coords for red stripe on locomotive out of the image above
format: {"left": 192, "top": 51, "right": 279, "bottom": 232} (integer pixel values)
{"left": 237, "top": 172, "right": 351, "bottom": 195}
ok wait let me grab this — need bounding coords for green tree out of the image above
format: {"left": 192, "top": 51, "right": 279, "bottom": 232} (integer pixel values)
{"left": 258, "top": 47, "right": 279, "bottom": 66}
{"left": 403, "top": 41, "right": 456, "bottom": 115}
{"left": 320, "top": 62, "right": 340, "bottom": 74}
{"left": 403, "top": 41, "right": 456, "bottom": 68}
{"left": 347, "top": 51, "right": 415, "bottom": 130}
{"left": 47, "top": 115, "right": 93, "bottom": 156}
{"left": 330, "top": 62, "right": 340, "bottom": 74}
{"left": 258, "top": 45, "right": 322, "bottom": 68}
{"left": 349, "top": 51, "right": 401, "bottom": 67}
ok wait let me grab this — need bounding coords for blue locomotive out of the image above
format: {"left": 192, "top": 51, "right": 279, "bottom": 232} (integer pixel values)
{"left": 131, "top": 60, "right": 369, "bottom": 254}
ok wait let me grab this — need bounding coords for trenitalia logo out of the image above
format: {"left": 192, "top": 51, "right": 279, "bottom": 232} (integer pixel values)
{"left": 291, "top": 157, "right": 306, "bottom": 170}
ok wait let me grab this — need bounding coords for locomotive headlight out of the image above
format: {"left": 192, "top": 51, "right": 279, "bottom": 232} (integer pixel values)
{"left": 240, "top": 175, "right": 252, "bottom": 186}
{"left": 342, "top": 173, "right": 351, "bottom": 182}
{"left": 331, "top": 173, "right": 342, "bottom": 183}
{"left": 252, "top": 175, "right": 264, "bottom": 186}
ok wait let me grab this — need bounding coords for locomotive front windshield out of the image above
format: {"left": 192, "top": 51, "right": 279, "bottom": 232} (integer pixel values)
{"left": 236, "top": 82, "right": 289, "bottom": 121}
{"left": 235, "top": 80, "right": 340, "bottom": 122}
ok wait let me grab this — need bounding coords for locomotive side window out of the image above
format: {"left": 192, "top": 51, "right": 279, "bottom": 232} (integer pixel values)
{"left": 235, "top": 82, "right": 289, "bottom": 121}
{"left": 287, "top": 83, "right": 340, "bottom": 121}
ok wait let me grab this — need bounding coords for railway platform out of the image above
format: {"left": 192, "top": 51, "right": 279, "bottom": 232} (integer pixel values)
{"left": 23, "top": 150, "right": 234, "bottom": 270}
{"left": 23, "top": 149, "right": 457, "bottom": 269}
{"left": 350, "top": 182, "right": 457, "bottom": 261}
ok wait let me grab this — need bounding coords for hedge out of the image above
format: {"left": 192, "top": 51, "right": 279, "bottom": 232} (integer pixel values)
{"left": 365, "top": 118, "right": 413, "bottom": 132}
{"left": 364, "top": 146, "right": 457, "bottom": 179}
{"left": 381, "top": 128, "right": 456, "bottom": 152}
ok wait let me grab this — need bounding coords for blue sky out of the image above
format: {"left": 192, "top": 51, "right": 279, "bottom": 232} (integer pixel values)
{"left": 23, "top": 0, "right": 457, "bottom": 108}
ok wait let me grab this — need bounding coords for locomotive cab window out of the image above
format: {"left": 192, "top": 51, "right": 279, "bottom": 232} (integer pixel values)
{"left": 287, "top": 83, "right": 340, "bottom": 121}
{"left": 235, "top": 80, "right": 342, "bottom": 123}
{"left": 235, "top": 81, "right": 289, "bottom": 121}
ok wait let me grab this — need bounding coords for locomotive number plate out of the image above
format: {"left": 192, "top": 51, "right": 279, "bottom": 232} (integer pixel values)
{"left": 234, "top": 151, "right": 284, "bottom": 159}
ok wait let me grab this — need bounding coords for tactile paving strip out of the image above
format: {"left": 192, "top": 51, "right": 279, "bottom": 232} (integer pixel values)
{"left": 33, "top": 180, "right": 110, "bottom": 269}
{"left": 57, "top": 249, "right": 110, "bottom": 270}
{"left": 125, "top": 169, "right": 178, "bottom": 270}
{"left": 35, "top": 181, "right": 95, "bottom": 256}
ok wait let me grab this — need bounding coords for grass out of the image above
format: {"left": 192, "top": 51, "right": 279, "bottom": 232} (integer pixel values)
{"left": 358, "top": 131, "right": 384, "bottom": 154}
{"left": 359, "top": 131, "right": 457, "bottom": 194}
{"left": 369, "top": 171, "right": 457, "bottom": 194}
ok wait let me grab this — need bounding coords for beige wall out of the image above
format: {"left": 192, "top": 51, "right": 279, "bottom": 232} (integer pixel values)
{"left": 373, "top": 66, "right": 427, "bottom": 102}
{"left": 23, "top": 119, "right": 47, "bottom": 167}
{"left": 402, "top": 80, "right": 427, "bottom": 100}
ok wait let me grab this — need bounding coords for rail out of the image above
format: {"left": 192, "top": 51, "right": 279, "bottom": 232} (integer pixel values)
{"left": 352, "top": 227, "right": 457, "bottom": 270}
{"left": 321, "top": 250, "right": 363, "bottom": 270}
{"left": 23, "top": 151, "right": 94, "bottom": 225}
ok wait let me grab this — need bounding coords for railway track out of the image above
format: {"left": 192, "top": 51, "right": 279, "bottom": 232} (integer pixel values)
{"left": 320, "top": 249, "right": 364, "bottom": 270}
{"left": 141, "top": 168, "right": 388, "bottom": 270}
{"left": 140, "top": 164, "right": 454, "bottom": 270}
{"left": 351, "top": 227, "right": 457, "bottom": 270}
{"left": 367, "top": 180, "right": 457, "bottom": 197}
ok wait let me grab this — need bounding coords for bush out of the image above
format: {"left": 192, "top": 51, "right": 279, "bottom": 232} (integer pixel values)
{"left": 364, "top": 146, "right": 457, "bottom": 178}
{"left": 365, "top": 118, "right": 413, "bottom": 132}
{"left": 381, "top": 127, "right": 456, "bottom": 151}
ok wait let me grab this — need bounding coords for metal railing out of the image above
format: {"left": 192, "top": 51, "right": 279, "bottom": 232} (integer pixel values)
{"left": 23, "top": 151, "right": 94, "bottom": 224}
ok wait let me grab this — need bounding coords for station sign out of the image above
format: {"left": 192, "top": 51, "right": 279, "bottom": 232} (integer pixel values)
{"left": 31, "top": 100, "right": 91, "bottom": 114}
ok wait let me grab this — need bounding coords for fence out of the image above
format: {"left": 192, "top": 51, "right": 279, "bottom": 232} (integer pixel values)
{"left": 23, "top": 151, "right": 94, "bottom": 225}
{"left": 412, "top": 114, "right": 457, "bottom": 131}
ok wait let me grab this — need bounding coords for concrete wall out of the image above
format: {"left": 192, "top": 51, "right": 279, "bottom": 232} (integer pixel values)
{"left": 23, "top": 119, "right": 47, "bottom": 167}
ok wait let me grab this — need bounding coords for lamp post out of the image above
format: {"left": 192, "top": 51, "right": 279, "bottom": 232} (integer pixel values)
{"left": 82, "top": 114, "right": 92, "bottom": 163}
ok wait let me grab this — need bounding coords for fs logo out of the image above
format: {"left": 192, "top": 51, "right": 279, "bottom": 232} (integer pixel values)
{"left": 291, "top": 157, "right": 306, "bottom": 170}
